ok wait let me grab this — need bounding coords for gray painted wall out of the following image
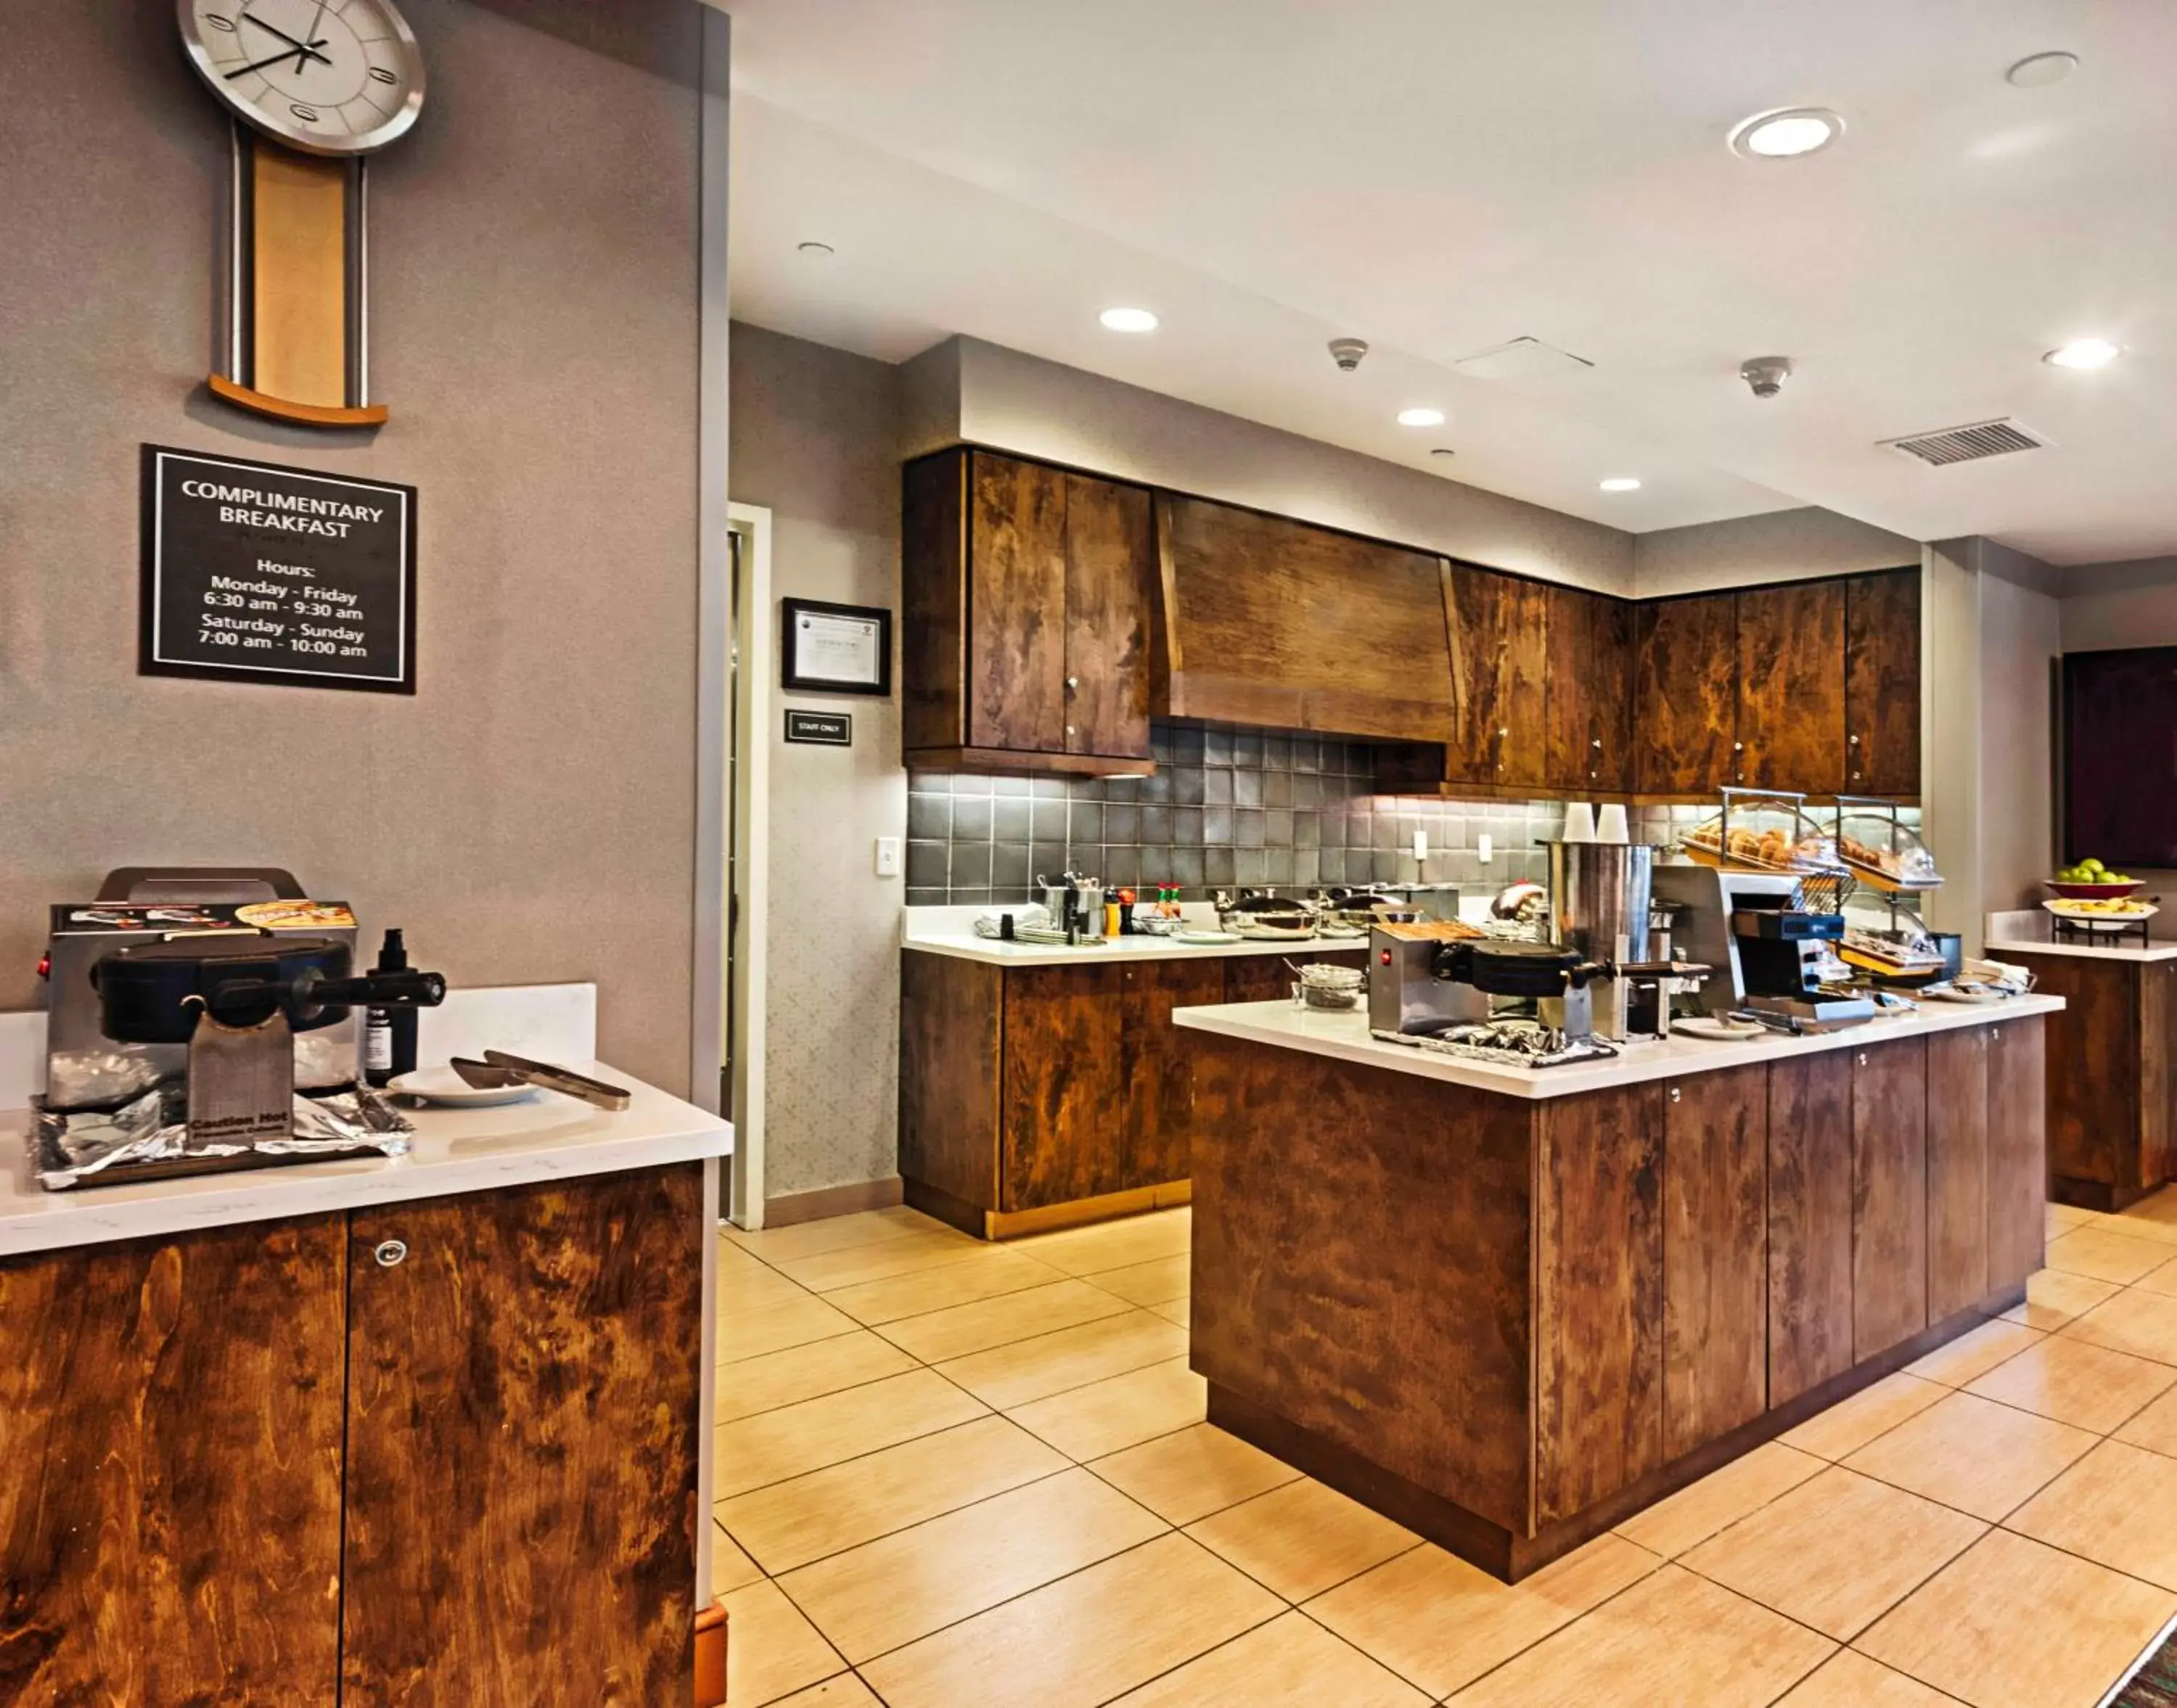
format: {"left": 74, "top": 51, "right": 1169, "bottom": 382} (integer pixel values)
{"left": 1633, "top": 507, "right": 1921, "bottom": 599}
{"left": 729, "top": 323, "right": 906, "bottom": 1200}
{"left": 2060, "top": 556, "right": 2177, "bottom": 652}
{"left": 0, "top": 0, "right": 703, "bottom": 1092}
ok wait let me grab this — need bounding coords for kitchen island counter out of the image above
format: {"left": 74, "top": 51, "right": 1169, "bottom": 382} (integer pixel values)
{"left": 1172, "top": 993, "right": 2066, "bottom": 1099}
{"left": 1177, "top": 996, "right": 2051, "bottom": 1582}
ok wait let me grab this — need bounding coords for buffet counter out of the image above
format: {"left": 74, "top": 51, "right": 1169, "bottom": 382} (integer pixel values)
{"left": 0, "top": 1070, "right": 729, "bottom": 1704}
{"left": 1174, "top": 996, "right": 2054, "bottom": 1582}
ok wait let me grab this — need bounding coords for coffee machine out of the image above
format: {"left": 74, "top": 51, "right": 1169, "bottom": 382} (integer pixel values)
{"left": 1650, "top": 865, "right": 1873, "bottom": 1030}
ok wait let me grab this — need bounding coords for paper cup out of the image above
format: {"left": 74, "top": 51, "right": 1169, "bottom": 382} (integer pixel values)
{"left": 1596, "top": 803, "right": 1630, "bottom": 844}
{"left": 1562, "top": 802, "right": 1597, "bottom": 842}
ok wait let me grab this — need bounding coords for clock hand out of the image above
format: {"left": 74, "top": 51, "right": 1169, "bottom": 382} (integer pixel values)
{"left": 239, "top": 13, "right": 333, "bottom": 66}
{"left": 226, "top": 41, "right": 328, "bottom": 78}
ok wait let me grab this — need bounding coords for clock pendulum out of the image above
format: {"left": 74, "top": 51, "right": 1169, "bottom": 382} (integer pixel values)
{"left": 176, "top": 0, "right": 427, "bottom": 428}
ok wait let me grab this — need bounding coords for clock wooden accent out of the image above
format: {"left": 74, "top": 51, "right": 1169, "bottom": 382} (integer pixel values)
{"left": 178, "top": 0, "right": 427, "bottom": 429}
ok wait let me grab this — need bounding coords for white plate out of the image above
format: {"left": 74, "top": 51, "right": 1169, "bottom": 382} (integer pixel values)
{"left": 387, "top": 1066, "right": 539, "bottom": 1107}
{"left": 1674, "top": 1017, "right": 1768, "bottom": 1041}
{"left": 1174, "top": 930, "right": 1242, "bottom": 945}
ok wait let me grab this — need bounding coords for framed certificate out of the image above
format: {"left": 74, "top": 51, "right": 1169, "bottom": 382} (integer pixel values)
{"left": 782, "top": 599, "right": 891, "bottom": 696}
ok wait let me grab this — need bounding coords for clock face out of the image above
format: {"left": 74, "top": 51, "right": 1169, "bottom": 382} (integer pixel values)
{"left": 179, "top": 0, "right": 426, "bottom": 157}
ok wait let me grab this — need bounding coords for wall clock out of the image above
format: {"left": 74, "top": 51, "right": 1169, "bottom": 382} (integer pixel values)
{"left": 176, "top": 0, "right": 429, "bottom": 427}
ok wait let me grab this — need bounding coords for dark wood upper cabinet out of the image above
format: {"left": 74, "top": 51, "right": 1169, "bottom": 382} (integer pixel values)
{"left": 1543, "top": 584, "right": 1634, "bottom": 793}
{"left": 1736, "top": 580, "right": 1848, "bottom": 794}
{"left": 1156, "top": 493, "right": 1454, "bottom": 742}
{"left": 1845, "top": 568, "right": 1922, "bottom": 795}
{"left": 1634, "top": 593, "right": 1738, "bottom": 794}
{"left": 903, "top": 448, "right": 1156, "bottom": 771}
{"left": 1446, "top": 565, "right": 1550, "bottom": 787}
{"left": 967, "top": 454, "right": 1068, "bottom": 754}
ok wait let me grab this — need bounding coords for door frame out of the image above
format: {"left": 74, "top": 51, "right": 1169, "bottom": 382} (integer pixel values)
{"left": 725, "top": 504, "right": 773, "bottom": 1228}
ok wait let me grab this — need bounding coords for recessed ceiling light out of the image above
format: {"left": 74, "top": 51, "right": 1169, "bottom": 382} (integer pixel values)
{"left": 797, "top": 240, "right": 835, "bottom": 256}
{"left": 1728, "top": 107, "right": 1845, "bottom": 160}
{"left": 2044, "top": 337, "right": 2122, "bottom": 369}
{"left": 1099, "top": 307, "right": 1159, "bottom": 332}
{"left": 1598, "top": 477, "right": 1642, "bottom": 493}
{"left": 1397, "top": 406, "right": 1447, "bottom": 427}
{"left": 2007, "top": 51, "right": 2079, "bottom": 88}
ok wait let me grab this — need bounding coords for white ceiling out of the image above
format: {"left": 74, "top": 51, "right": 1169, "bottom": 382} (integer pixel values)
{"left": 720, "top": 0, "right": 2177, "bottom": 564}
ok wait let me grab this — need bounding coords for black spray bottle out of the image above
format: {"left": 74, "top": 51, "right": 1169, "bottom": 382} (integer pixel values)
{"left": 363, "top": 928, "right": 419, "bottom": 1087}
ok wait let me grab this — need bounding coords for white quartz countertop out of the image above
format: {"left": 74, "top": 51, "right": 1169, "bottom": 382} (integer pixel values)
{"left": 1173, "top": 995, "right": 2067, "bottom": 1101}
{"left": 1987, "top": 936, "right": 2177, "bottom": 964}
{"left": 0, "top": 1062, "right": 731, "bottom": 1257}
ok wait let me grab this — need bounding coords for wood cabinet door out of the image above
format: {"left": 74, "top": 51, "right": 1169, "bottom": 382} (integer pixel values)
{"left": 1536, "top": 1084, "right": 1664, "bottom": 1524}
{"left": 1736, "top": 581, "right": 1847, "bottom": 793}
{"left": 1926, "top": 1026, "right": 1991, "bottom": 1321}
{"left": 1123, "top": 958, "right": 1228, "bottom": 1188}
{"left": 1661, "top": 1067, "right": 1768, "bottom": 1458}
{"left": 1001, "top": 963, "right": 1131, "bottom": 1210}
{"left": 1768, "top": 1052, "right": 1856, "bottom": 1408}
{"left": 967, "top": 452, "right": 1069, "bottom": 753}
{"left": 1988, "top": 1017, "right": 2049, "bottom": 1286}
{"left": 1062, "top": 473, "right": 1155, "bottom": 758}
{"left": 903, "top": 449, "right": 969, "bottom": 752}
{"left": 1447, "top": 565, "right": 1548, "bottom": 785}
{"left": 342, "top": 1166, "right": 704, "bottom": 1707}
{"left": 0, "top": 1219, "right": 345, "bottom": 1707}
{"left": 1852, "top": 1038, "right": 1929, "bottom": 1360}
{"left": 901, "top": 949, "right": 1004, "bottom": 1212}
{"left": 1634, "top": 593, "right": 1737, "bottom": 793}
{"left": 2142, "top": 961, "right": 2176, "bottom": 1190}
{"left": 2019, "top": 953, "right": 2137, "bottom": 1189}
{"left": 1544, "top": 586, "right": 1636, "bottom": 794}
{"left": 1845, "top": 568, "right": 1922, "bottom": 795}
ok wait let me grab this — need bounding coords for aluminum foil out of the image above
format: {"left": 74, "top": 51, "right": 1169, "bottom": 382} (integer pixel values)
{"left": 33, "top": 1085, "right": 413, "bottom": 1190}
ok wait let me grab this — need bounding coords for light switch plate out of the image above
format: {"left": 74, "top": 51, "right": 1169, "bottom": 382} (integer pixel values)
{"left": 874, "top": 837, "right": 901, "bottom": 878}
{"left": 1412, "top": 830, "right": 1428, "bottom": 861}
{"left": 1477, "top": 832, "right": 1493, "bottom": 865}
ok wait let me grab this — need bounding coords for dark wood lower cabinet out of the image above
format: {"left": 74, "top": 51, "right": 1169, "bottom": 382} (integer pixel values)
{"left": 1194, "top": 1016, "right": 2046, "bottom": 1583}
{"left": 0, "top": 1218, "right": 347, "bottom": 1706}
{"left": 2009, "top": 950, "right": 2177, "bottom": 1208}
{"left": 1926, "top": 1027, "right": 1991, "bottom": 1321}
{"left": 0, "top": 1165, "right": 704, "bottom": 1707}
{"left": 1534, "top": 1084, "right": 1663, "bottom": 1527}
{"left": 1852, "top": 1038, "right": 1930, "bottom": 1361}
{"left": 1767, "top": 1053, "right": 1855, "bottom": 1406}
{"left": 1002, "top": 963, "right": 1132, "bottom": 1211}
{"left": 902, "top": 947, "right": 1364, "bottom": 1236}
{"left": 1662, "top": 1066, "right": 1768, "bottom": 1458}
{"left": 343, "top": 1166, "right": 704, "bottom": 1706}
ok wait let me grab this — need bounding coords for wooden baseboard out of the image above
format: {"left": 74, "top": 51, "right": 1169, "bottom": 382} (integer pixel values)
{"left": 2052, "top": 1175, "right": 2155, "bottom": 1214}
{"left": 1208, "top": 1282, "right": 2025, "bottom": 1585}
{"left": 901, "top": 1176, "right": 1191, "bottom": 1241}
{"left": 693, "top": 1602, "right": 727, "bottom": 1707}
{"left": 760, "top": 1176, "right": 903, "bottom": 1229}
{"left": 985, "top": 1181, "right": 1189, "bottom": 1241}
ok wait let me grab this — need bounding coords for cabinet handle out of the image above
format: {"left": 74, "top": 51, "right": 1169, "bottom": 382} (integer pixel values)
{"left": 1857, "top": 1051, "right": 1869, "bottom": 1067}
{"left": 1734, "top": 742, "right": 1745, "bottom": 752}
{"left": 373, "top": 1239, "right": 409, "bottom": 1268}
{"left": 1668, "top": 1085, "right": 1681, "bottom": 1104}
{"left": 1065, "top": 676, "right": 1080, "bottom": 691}
{"left": 1065, "top": 724, "right": 1076, "bottom": 737}
{"left": 1498, "top": 727, "right": 1509, "bottom": 739}
{"left": 1848, "top": 734, "right": 1861, "bottom": 747}
{"left": 1591, "top": 738, "right": 1603, "bottom": 749}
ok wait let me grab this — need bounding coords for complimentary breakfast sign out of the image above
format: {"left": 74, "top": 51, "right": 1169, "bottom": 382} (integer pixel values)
{"left": 139, "top": 445, "right": 417, "bottom": 693}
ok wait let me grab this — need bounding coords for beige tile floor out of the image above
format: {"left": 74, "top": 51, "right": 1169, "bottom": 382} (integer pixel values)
{"left": 712, "top": 1194, "right": 2177, "bottom": 1707}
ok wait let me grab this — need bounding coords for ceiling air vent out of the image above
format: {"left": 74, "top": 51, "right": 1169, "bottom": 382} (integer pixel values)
{"left": 1880, "top": 416, "right": 2051, "bottom": 467}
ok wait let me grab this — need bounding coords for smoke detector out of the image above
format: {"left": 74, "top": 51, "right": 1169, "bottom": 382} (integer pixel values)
{"left": 1739, "top": 356, "right": 1794, "bottom": 398}
{"left": 1327, "top": 337, "right": 1369, "bottom": 372}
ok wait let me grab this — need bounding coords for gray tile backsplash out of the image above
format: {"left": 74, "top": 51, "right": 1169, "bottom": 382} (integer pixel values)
{"left": 905, "top": 720, "right": 1571, "bottom": 908}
